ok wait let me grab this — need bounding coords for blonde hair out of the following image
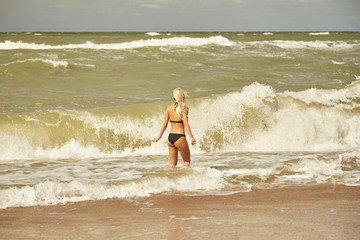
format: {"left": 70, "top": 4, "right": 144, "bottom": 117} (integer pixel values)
{"left": 173, "top": 88, "right": 188, "bottom": 120}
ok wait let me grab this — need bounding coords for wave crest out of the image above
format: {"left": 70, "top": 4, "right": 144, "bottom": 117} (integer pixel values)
{"left": 1, "top": 82, "right": 360, "bottom": 161}
{"left": 3, "top": 58, "right": 68, "bottom": 68}
{"left": 193, "top": 82, "right": 360, "bottom": 152}
{"left": 0, "top": 36, "right": 233, "bottom": 50}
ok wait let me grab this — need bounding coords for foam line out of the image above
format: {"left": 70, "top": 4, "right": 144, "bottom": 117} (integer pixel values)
{"left": 3, "top": 58, "right": 68, "bottom": 68}
{"left": 0, "top": 36, "right": 233, "bottom": 50}
{"left": 0, "top": 82, "right": 359, "bottom": 161}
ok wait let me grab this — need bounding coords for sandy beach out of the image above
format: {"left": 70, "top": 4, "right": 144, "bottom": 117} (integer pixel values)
{"left": 0, "top": 184, "right": 359, "bottom": 240}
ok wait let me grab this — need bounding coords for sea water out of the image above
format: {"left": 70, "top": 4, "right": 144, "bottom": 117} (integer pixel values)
{"left": 0, "top": 32, "right": 359, "bottom": 208}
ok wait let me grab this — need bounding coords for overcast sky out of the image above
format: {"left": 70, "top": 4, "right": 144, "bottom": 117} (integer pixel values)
{"left": 0, "top": 0, "right": 359, "bottom": 32}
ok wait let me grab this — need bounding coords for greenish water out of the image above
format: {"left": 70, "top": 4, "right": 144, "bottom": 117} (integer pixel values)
{"left": 1, "top": 32, "right": 359, "bottom": 112}
{"left": 0, "top": 32, "right": 359, "bottom": 208}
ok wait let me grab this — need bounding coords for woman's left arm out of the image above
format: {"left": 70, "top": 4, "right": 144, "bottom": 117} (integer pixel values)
{"left": 183, "top": 108, "right": 196, "bottom": 145}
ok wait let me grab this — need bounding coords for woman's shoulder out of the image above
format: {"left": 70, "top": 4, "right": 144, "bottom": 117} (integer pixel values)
{"left": 166, "top": 104, "right": 175, "bottom": 113}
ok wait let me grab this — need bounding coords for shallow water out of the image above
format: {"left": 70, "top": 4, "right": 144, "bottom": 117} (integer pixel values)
{"left": 0, "top": 32, "right": 359, "bottom": 208}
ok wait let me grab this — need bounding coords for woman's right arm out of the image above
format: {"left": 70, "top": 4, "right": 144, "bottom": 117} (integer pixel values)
{"left": 152, "top": 107, "right": 170, "bottom": 142}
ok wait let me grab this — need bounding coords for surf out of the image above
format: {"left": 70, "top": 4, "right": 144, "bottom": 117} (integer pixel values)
{"left": 1, "top": 82, "right": 359, "bottom": 162}
{"left": 0, "top": 167, "right": 226, "bottom": 209}
{"left": 0, "top": 36, "right": 233, "bottom": 50}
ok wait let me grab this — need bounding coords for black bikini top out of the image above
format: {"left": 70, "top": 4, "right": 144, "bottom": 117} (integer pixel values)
{"left": 171, "top": 103, "right": 183, "bottom": 123}
{"left": 170, "top": 120, "right": 183, "bottom": 123}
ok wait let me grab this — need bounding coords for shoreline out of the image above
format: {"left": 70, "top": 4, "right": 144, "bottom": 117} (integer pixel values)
{"left": 1, "top": 184, "right": 359, "bottom": 239}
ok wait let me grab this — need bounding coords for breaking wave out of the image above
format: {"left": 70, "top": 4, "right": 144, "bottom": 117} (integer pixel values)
{"left": 1, "top": 82, "right": 359, "bottom": 162}
{"left": 0, "top": 36, "right": 233, "bottom": 50}
{"left": 3, "top": 58, "right": 69, "bottom": 68}
{"left": 0, "top": 167, "right": 226, "bottom": 208}
{"left": 244, "top": 40, "right": 360, "bottom": 49}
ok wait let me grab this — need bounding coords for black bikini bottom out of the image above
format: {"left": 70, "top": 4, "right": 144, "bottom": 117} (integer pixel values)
{"left": 168, "top": 133, "right": 186, "bottom": 145}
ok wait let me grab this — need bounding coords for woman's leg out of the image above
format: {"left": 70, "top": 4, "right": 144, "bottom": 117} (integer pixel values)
{"left": 174, "top": 137, "right": 190, "bottom": 167}
{"left": 167, "top": 141, "right": 178, "bottom": 169}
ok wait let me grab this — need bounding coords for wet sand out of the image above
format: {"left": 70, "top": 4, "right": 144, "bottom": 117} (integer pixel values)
{"left": 1, "top": 184, "right": 359, "bottom": 240}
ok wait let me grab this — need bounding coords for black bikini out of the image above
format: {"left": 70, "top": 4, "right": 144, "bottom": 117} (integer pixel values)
{"left": 170, "top": 120, "right": 183, "bottom": 123}
{"left": 168, "top": 120, "right": 185, "bottom": 145}
{"left": 168, "top": 133, "right": 186, "bottom": 145}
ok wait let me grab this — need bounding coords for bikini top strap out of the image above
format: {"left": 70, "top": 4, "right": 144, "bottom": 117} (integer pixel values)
{"left": 170, "top": 120, "right": 183, "bottom": 123}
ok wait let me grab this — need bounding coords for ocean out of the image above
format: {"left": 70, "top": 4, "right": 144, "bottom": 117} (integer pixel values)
{"left": 0, "top": 32, "right": 359, "bottom": 209}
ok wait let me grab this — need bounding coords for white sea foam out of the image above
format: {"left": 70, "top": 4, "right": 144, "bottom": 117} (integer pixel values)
{"left": 282, "top": 81, "right": 360, "bottom": 107}
{"left": 0, "top": 36, "right": 233, "bottom": 50}
{"left": 1, "top": 82, "right": 359, "bottom": 161}
{"left": 223, "top": 153, "right": 359, "bottom": 187}
{"left": 1, "top": 150, "right": 358, "bottom": 208}
{"left": 263, "top": 32, "right": 273, "bottom": 35}
{"left": 309, "top": 32, "right": 330, "bottom": 35}
{"left": 223, "top": 168, "right": 276, "bottom": 181}
{"left": 3, "top": 58, "right": 68, "bottom": 68}
{"left": 339, "top": 151, "right": 360, "bottom": 185}
{"left": 146, "top": 32, "right": 161, "bottom": 36}
{"left": 72, "top": 62, "right": 96, "bottom": 68}
{"left": 0, "top": 167, "right": 225, "bottom": 208}
{"left": 0, "top": 133, "right": 35, "bottom": 161}
{"left": 0, "top": 107, "right": 180, "bottom": 162}
{"left": 246, "top": 40, "right": 359, "bottom": 49}
{"left": 190, "top": 82, "right": 360, "bottom": 152}
{"left": 331, "top": 60, "right": 346, "bottom": 65}
{"left": 0, "top": 133, "right": 167, "bottom": 162}
{"left": 285, "top": 158, "right": 343, "bottom": 182}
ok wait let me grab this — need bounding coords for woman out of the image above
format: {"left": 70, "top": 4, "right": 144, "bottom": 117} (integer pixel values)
{"left": 152, "top": 88, "right": 196, "bottom": 169}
